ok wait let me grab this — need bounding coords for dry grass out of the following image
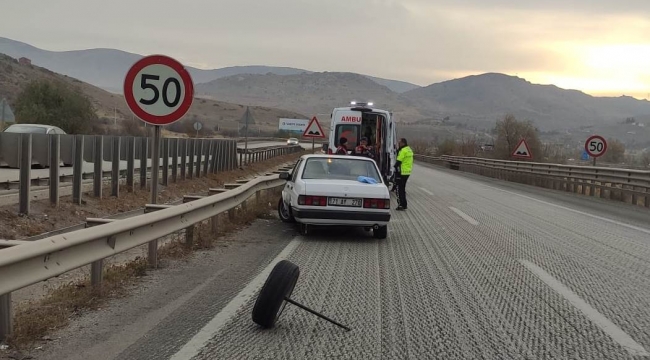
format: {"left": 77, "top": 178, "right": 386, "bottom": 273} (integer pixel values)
{"left": 8, "top": 258, "right": 148, "bottom": 347}
{"left": 5, "top": 155, "right": 297, "bottom": 347}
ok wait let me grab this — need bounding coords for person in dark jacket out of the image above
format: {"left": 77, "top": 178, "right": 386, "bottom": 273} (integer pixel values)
{"left": 355, "top": 137, "right": 375, "bottom": 160}
{"left": 335, "top": 137, "right": 349, "bottom": 155}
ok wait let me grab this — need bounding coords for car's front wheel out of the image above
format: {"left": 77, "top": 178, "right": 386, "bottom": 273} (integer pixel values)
{"left": 373, "top": 225, "right": 388, "bottom": 239}
{"left": 277, "top": 198, "right": 294, "bottom": 223}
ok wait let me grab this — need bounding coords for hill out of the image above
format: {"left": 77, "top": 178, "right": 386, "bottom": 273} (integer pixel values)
{"left": 195, "top": 71, "right": 424, "bottom": 119}
{"left": 403, "top": 73, "right": 650, "bottom": 131}
{"left": 0, "top": 53, "right": 307, "bottom": 132}
{"left": 0, "top": 37, "right": 419, "bottom": 94}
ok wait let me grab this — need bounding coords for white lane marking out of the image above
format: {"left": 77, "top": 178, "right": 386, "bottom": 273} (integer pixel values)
{"left": 170, "top": 238, "right": 302, "bottom": 360}
{"left": 480, "top": 184, "right": 650, "bottom": 236}
{"left": 520, "top": 259, "right": 649, "bottom": 357}
{"left": 419, "top": 187, "right": 434, "bottom": 196}
{"left": 449, "top": 207, "right": 479, "bottom": 226}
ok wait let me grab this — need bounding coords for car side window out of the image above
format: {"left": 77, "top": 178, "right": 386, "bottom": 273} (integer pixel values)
{"left": 290, "top": 160, "right": 302, "bottom": 183}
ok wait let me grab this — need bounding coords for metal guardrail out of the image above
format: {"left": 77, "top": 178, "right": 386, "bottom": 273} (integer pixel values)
{"left": 415, "top": 154, "right": 650, "bottom": 208}
{"left": 238, "top": 145, "right": 303, "bottom": 165}
{"left": 0, "top": 132, "right": 301, "bottom": 214}
{"left": 0, "top": 169, "right": 293, "bottom": 340}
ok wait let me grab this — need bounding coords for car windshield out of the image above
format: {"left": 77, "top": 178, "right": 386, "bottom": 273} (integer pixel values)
{"left": 3, "top": 125, "right": 48, "bottom": 134}
{"left": 301, "top": 157, "right": 381, "bottom": 182}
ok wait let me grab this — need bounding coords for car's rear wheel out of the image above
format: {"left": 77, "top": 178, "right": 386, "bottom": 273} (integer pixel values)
{"left": 373, "top": 225, "right": 388, "bottom": 239}
{"left": 278, "top": 198, "right": 294, "bottom": 223}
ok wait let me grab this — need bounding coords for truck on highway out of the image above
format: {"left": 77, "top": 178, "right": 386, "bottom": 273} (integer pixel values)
{"left": 323, "top": 102, "right": 397, "bottom": 185}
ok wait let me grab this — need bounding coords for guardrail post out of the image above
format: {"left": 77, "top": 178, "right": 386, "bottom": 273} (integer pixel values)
{"left": 49, "top": 134, "right": 60, "bottom": 207}
{"left": 188, "top": 139, "right": 195, "bottom": 179}
{"left": 171, "top": 138, "right": 179, "bottom": 182}
{"left": 72, "top": 135, "right": 84, "bottom": 205}
{"left": 162, "top": 138, "right": 169, "bottom": 186}
{"left": 91, "top": 260, "right": 103, "bottom": 287}
{"left": 239, "top": 151, "right": 244, "bottom": 168}
{"left": 180, "top": 138, "right": 187, "bottom": 180}
{"left": 195, "top": 139, "right": 203, "bottom": 178}
{"left": 126, "top": 137, "right": 135, "bottom": 191}
{"left": 203, "top": 141, "right": 211, "bottom": 176}
{"left": 0, "top": 292, "right": 12, "bottom": 341}
{"left": 210, "top": 141, "right": 218, "bottom": 174}
{"left": 18, "top": 133, "right": 32, "bottom": 215}
{"left": 111, "top": 136, "right": 120, "bottom": 197}
{"left": 93, "top": 135, "right": 103, "bottom": 198}
{"left": 140, "top": 137, "right": 148, "bottom": 190}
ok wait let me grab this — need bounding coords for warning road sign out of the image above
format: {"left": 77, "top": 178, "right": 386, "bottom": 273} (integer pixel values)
{"left": 511, "top": 139, "right": 532, "bottom": 159}
{"left": 124, "top": 55, "right": 194, "bottom": 126}
{"left": 302, "top": 116, "right": 325, "bottom": 138}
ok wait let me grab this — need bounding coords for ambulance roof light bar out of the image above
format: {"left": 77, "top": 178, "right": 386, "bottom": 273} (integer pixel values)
{"left": 350, "top": 101, "right": 374, "bottom": 107}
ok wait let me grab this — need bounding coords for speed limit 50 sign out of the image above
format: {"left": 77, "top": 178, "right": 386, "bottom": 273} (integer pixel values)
{"left": 585, "top": 135, "right": 607, "bottom": 158}
{"left": 124, "top": 55, "right": 194, "bottom": 126}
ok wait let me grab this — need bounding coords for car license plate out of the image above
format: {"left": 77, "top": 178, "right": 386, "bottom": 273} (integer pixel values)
{"left": 328, "top": 197, "right": 362, "bottom": 207}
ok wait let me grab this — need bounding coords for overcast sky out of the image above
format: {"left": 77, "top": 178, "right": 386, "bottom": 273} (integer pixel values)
{"left": 2, "top": 0, "right": 649, "bottom": 98}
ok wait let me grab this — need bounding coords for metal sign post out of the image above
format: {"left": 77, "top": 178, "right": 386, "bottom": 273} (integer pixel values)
{"left": 123, "top": 54, "right": 194, "bottom": 268}
{"left": 585, "top": 135, "right": 607, "bottom": 167}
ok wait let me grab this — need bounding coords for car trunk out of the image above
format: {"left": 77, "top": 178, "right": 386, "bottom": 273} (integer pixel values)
{"left": 303, "top": 179, "right": 388, "bottom": 199}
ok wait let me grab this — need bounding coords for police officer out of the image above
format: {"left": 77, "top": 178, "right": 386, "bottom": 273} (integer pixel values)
{"left": 395, "top": 138, "right": 413, "bottom": 211}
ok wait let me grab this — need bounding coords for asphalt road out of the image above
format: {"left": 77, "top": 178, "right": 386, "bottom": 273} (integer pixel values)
{"left": 21, "top": 162, "right": 650, "bottom": 360}
{"left": 0, "top": 141, "right": 311, "bottom": 183}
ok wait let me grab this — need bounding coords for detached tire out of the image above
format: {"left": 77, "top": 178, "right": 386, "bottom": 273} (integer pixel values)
{"left": 252, "top": 260, "right": 300, "bottom": 328}
{"left": 278, "top": 198, "right": 295, "bottom": 223}
{"left": 373, "top": 225, "right": 388, "bottom": 239}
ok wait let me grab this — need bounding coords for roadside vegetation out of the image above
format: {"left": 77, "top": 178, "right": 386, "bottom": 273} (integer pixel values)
{"left": 410, "top": 114, "right": 647, "bottom": 169}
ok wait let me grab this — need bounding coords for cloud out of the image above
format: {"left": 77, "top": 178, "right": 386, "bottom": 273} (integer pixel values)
{"left": 0, "top": 0, "right": 648, "bottom": 96}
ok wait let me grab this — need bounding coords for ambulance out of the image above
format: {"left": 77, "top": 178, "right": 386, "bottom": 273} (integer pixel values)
{"left": 323, "top": 101, "right": 398, "bottom": 185}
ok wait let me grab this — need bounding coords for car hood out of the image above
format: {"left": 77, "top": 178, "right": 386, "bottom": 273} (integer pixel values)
{"left": 302, "top": 179, "right": 389, "bottom": 198}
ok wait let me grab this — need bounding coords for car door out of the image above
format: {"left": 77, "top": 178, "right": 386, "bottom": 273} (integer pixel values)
{"left": 283, "top": 159, "right": 302, "bottom": 207}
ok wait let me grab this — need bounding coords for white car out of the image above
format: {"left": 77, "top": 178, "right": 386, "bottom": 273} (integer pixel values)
{"left": 286, "top": 137, "right": 299, "bottom": 146}
{"left": 3, "top": 124, "right": 66, "bottom": 135}
{"left": 277, "top": 154, "right": 391, "bottom": 239}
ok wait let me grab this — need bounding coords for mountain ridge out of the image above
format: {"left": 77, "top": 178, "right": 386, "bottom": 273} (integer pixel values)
{"left": 0, "top": 37, "right": 419, "bottom": 94}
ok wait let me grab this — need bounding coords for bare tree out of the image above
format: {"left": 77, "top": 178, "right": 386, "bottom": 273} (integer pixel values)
{"left": 493, "top": 114, "right": 541, "bottom": 160}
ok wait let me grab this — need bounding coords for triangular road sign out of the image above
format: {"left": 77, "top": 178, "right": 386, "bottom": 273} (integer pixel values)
{"left": 511, "top": 138, "right": 532, "bottom": 159}
{"left": 302, "top": 116, "right": 325, "bottom": 138}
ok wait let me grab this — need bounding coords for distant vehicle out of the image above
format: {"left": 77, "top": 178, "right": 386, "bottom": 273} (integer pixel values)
{"left": 2, "top": 124, "right": 68, "bottom": 168}
{"left": 277, "top": 154, "right": 391, "bottom": 239}
{"left": 287, "top": 137, "right": 299, "bottom": 145}
{"left": 3, "top": 124, "right": 66, "bottom": 135}
{"left": 323, "top": 102, "right": 397, "bottom": 185}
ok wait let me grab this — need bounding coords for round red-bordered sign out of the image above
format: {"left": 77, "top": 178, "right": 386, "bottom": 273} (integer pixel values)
{"left": 585, "top": 135, "right": 608, "bottom": 158}
{"left": 123, "top": 55, "right": 194, "bottom": 126}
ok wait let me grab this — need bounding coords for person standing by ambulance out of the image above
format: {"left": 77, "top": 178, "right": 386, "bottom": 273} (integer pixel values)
{"left": 394, "top": 138, "right": 413, "bottom": 211}
{"left": 335, "top": 137, "right": 349, "bottom": 155}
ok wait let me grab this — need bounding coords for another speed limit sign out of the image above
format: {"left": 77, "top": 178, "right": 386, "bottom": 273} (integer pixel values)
{"left": 123, "top": 55, "right": 194, "bottom": 125}
{"left": 585, "top": 135, "right": 607, "bottom": 158}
